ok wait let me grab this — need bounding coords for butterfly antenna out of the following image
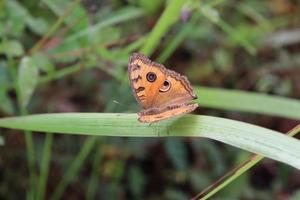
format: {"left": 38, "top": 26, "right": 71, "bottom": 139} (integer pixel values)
{"left": 113, "top": 100, "right": 122, "bottom": 105}
{"left": 112, "top": 100, "right": 129, "bottom": 110}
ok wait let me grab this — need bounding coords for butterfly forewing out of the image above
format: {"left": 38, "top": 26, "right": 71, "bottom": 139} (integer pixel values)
{"left": 128, "top": 54, "right": 165, "bottom": 109}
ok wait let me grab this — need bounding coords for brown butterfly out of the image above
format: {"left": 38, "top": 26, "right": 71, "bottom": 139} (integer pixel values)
{"left": 128, "top": 53, "right": 198, "bottom": 123}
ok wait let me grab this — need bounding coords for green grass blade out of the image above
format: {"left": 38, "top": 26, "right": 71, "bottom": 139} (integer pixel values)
{"left": 24, "top": 131, "right": 36, "bottom": 199}
{"left": 141, "top": 0, "right": 186, "bottom": 56}
{"left": 194, "top": 125, "right": 300, "bottom": 200}
{"left": 31, "top": 0, "right": 81, "bottom": 54}
{"left": 196, "top": 87, "right": 300, "bottom": 120}
{"left": 37, "top": 133, "right": 53, "bottom": 200}
{"left": 200, "top": 4, "right": 256, "bottom": 54}
{"left": 157, "top": 16, "right": 196, "bottom": 63}
{"left": 0, "top": 113, "right": 300, "bottom": 169}
{"left": 66, "top": 7, "right": 144, "bottom": 42}
{"left": 8, "top": 56, "right": 37, "bottom": 198}
{"left": 50, "top": 136, "right": 97, "bottom": 200}
{"left": 38, "top": 64, "right": 82, "bottom": 84}
{"left": 86, "top": 139, "right": 103, "bottom": 200}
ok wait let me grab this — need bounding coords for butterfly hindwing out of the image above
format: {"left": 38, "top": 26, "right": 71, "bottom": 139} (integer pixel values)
{"left": 151, "top": 68, "right": 197, "bottom": 108}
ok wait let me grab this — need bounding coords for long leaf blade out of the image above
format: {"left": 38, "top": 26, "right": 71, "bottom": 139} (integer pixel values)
{"left": 196, "top": 87, "right": 300, "bottom": 120}
{"left": 0, "top": 113, "right": 299, "bottom": 169}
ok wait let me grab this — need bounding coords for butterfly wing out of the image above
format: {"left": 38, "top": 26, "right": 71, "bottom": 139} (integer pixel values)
{"left": 128, "top": 53, "right": 198, "bottom": 118}
{"left": 150, "top": 68, "right": 197, "bottom": 108}
{"left": 128, "top": 53, "right": 166, "bottom": 109}
{"left": 138, "top": 103, "right": 198, "bottom": 123}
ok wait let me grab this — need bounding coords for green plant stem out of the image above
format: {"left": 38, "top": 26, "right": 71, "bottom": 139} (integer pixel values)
{"left": 17, "top": 79, "right": 37, "bottom": 200}
{"left": 37, "top": 133, "right": 53, "bottom": 200}
{"left": 65, "top": 7, "right": 144, "bottom": 42}
{"left": 200, "top": 4, "right": 256, "bottom": 54}
{"left": 192, "top": 124, "right": 300, "bottom": 200}
{"left": 29, "top": 0, "right": 82, "bottom": 54}
{"left": 24, "top": 130, "right": 36, "bottom": 200}
{"left": 141, "top": 0, "right": 186, "bottom": 56}
{"left": 124, "top": 36, "right": 147, "bottom": 54}
{"left": 7, "top": 56, "right": 37, "bottom": 199}
{"left": 157, "top": 0, "right": 225, "bottom": 63}
{"left": 157, "top": 14, "right": 198, "bottom": 63}
{"left": 38, "top": 62, "right": 117, "bottom": 84}
{"left": 38, "top": 64, "right": 82, "bottom": 84}
{"left": 50, "top": 136, "right": 97, "bottom": 200}
{"left": 218, "top": 18, "right": 256, "bottom": 54}
{"left": 86, "top": 139, "right": 103, "bottom": 200}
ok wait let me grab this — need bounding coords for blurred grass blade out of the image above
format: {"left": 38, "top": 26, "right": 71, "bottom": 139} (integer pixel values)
{"left": 18, "top": 57, "right": 39, "bottom": 108}
{"left": 193, "top": 124, "right": 300, "bottom": 200}
{"left": 37, "top": 133, "right": 53, "bottom": 200}
{"left": 66, "top": 7, "right": 144, "bottom": 42}
{"left": 17, "top": 57, "right": 39, "bottom": 199}
{"left": 200, "top": 4, "right": 256, "bottom": 54}
{"left": 42, "top": 0, "right": 67, "bottom": 16}
{"left": 50, "top": 136, "right": 97, "bottom": 200}
{"left": 0, "top": 113, "right": 300, "bottom": 169}
{"left": 124, "top": 36, "right": 147, "bottom": 54}
{"left": 86, "top": 140, "right": 103, "bottom": 200}
{"left": 141, "top": 0, "right": 186, "bottom": 56}
{"left": 196, "top": 87, "right": 300, "bottom": 120}
{"left": 157, "top": 16, "right": 196, "bottom": 63}
{"left": 30, "top": 0, "right": 82, "bottom": 54}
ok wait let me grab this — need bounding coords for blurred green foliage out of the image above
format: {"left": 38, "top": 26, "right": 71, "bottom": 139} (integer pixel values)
{"left": 0, "top": 0, "right": 299, "bottom": 199}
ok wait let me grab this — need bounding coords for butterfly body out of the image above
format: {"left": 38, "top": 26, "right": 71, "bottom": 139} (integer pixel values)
{"left": 128, "top": 53, "right": 198, "bottom": 123}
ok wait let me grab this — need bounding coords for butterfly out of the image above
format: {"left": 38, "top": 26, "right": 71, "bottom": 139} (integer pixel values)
{"left": 128, "top": 52, "right": 198, "bottom": 123}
